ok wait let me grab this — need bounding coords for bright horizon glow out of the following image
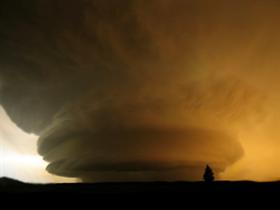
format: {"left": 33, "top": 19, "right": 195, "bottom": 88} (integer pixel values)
{"left": 1, "top": 104, "right": 280, "bottom": 182}
{"left": 0, "top": 106, "right": 76, "bottom": 183}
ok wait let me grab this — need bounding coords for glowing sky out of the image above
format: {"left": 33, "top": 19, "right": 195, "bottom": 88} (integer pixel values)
{"left": 2, "top": 0, "right": 280, "bottom": 182}
{"left": 0, "top": 106, "right": 75, "bottom": 183}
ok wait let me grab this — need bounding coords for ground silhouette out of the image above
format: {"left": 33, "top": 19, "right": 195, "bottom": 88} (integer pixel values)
{"left": 1, "top": 176, "right": 280, "bottom": 197}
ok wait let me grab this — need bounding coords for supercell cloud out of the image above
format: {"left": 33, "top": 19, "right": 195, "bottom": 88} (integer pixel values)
{"left": 1, "top": 0, "right": 276, "bottom": 181}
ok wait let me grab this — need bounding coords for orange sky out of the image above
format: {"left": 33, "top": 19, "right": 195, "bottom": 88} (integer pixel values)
{"left": 2, "top": 0, "right": 280, "bottom": 182}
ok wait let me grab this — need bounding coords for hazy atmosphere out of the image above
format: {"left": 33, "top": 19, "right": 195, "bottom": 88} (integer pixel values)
{"left": 1, "top": 0, "right": 280, "bottom": 182}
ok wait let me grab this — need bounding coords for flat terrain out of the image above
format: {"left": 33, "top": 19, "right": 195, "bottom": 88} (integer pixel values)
{"left": 1, "top": 177, "right": 280, "bottom": 196}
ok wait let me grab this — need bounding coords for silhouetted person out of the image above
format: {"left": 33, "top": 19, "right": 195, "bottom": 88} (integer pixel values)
{"left": 203, "top": 165, "right": 215, "bottom": 183}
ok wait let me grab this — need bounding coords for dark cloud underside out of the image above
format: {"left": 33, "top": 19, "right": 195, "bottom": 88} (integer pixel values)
{"left": 1, "top": 0, "right": 274, "bottom": 181}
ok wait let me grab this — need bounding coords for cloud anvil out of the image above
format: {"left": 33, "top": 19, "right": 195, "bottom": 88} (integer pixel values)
{"left": 1, "top": 0, "right": 279, "bottom": 182}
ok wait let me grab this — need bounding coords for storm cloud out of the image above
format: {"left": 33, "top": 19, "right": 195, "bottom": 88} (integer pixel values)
{"left": 1, "top": 0, "right": 275, "bottom": 181}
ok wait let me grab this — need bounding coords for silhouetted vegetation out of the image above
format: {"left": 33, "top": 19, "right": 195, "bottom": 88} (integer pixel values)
{"left": 203, "top": 165, "right": 215, "bottom": 182}
{"left": 2, "top": 177, "right": 280, "bottom": 201}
